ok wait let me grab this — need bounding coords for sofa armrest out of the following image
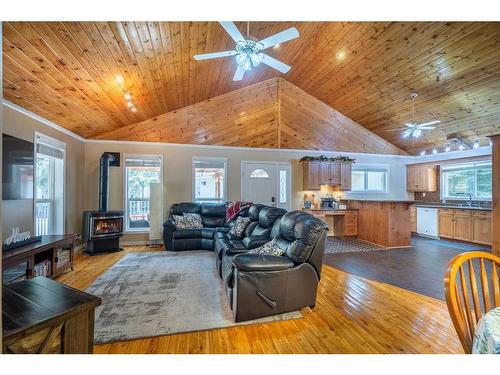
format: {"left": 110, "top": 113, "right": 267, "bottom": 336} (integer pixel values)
{"left": 163, "top": 219, "right": 176, "bottom": 229}
{"left": 233, "top": 254, "right": 294, "bottom": 272}
{"left": 242, "top": 236, "right": 269, "bottom": 249}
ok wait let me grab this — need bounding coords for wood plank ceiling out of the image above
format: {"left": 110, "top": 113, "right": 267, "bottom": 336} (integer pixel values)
{"left": 3, "top": 21, "right": 500, "bottom": 154}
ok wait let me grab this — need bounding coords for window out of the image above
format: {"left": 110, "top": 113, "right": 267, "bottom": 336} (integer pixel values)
{"left": 351, "top": 165, "right": 388, "bottom": 192}
{"left": 34, "top": 133, "right": 65, "bottom": 236}
{"left": 125, "top": 155, "right": 162, "bottom": 231}
{"left": 441, "top": 162, "right": 492, "bottom": 200}
{"left": 250, "top": 168, "right": 269, "bottom": 178}
{"left": 193, "top": 157, "right": 227, "bottom": 203}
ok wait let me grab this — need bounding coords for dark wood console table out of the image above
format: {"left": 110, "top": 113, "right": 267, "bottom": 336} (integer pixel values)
{"left": 2, "top": 277, "right": 101, "bottom": 353}
{"left": 2, "top": 234, "right": 77, "bottom": 284}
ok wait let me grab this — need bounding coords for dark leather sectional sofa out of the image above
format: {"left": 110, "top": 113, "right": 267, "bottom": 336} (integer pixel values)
{"left": 163, "top": 202, "right": 328, "bottom": 322}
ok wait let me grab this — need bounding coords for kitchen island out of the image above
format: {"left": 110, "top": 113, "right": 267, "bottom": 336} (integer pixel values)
{"left": 347, "top": 200, "right": 413, "bottom": 248}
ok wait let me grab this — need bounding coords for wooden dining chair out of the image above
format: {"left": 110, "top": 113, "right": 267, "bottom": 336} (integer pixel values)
{"left": 444, "top": 251, "right": 500, "bottom": 353}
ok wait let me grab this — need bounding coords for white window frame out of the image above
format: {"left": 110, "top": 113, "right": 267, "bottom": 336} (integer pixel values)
{"left": 33, "top": 131, "right": 66, "bottom": 236}
{"left": 123, "top": 154, "right": 163, "bottom": 233}
{"left": 192, "top": 157, "right": 227, "bottom": 203}
{"left": 350, "top": 164, "right": 389, "bottom": 193}
{"left": 440, "top": 161, "right": 492, "bottom": 201}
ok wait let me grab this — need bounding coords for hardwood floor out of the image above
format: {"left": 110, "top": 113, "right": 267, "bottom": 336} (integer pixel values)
{"left": 56, "top": 246, "right": 463, "bottom": 354}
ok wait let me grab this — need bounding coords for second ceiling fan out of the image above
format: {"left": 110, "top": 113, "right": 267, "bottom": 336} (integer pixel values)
{"left": 193, "top": 22, "right": 299, "bottom": 81}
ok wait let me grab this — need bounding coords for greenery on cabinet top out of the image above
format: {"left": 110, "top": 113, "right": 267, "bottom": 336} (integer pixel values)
{"left": 299, "top": 155, "right": 355, "bottom": 163}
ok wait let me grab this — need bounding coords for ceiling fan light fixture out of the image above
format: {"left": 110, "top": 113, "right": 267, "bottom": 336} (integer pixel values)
{"left": 413, "top": 129, "right": 422, "bottom": 138}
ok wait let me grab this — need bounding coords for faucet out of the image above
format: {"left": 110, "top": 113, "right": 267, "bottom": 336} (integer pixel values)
{"left": 466, "top": 193, "right": 473, "bottom": 207}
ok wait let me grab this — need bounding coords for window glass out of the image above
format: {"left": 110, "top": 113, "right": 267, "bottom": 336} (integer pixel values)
{"left": 34, "top": 134, "right": 65, "bottom": 236}
{"left": 442, "top": 162, "right": 491, "bottom": 199}
{"left": 351, "top": 166, "right": 388, "bottom": 192}
{"left": 193, "top": 158, "right": 226, "bottom": 203}
{"left": 125, "top": 156, "right": 162, "bottom": 231}
{"left": 250, "top": 168, "right": 270, "bottom": 178}
{"left": 351, "top": 171, "right": 365, "bottom": 191}
{"left": 279, "top": 170, "right": 287, "bottom": 203}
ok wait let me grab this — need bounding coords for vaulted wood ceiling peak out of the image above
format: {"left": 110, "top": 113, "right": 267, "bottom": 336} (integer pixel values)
{"left": 92, "top": 78, "right": 406, "bottom": 155}
{"left": 3, "top": 21, "right": 500, "bottom": 154}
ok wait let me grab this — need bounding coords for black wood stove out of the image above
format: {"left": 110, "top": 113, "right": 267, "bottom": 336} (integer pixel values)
{"left": 82, "top": 153, "right": 124, "bottom": 254}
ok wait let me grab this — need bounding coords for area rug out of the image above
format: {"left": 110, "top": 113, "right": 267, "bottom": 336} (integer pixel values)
{"left": 86, "top": 251, "right": 302, "bottom": 344}
{"left": 325, "top": 237, "right": 385, "bottom": 254}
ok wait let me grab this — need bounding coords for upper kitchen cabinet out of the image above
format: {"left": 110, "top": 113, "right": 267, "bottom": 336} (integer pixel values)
{"left": 302, "top": 161, "right": 352, "bottom": 190}
{"left": 407, "top": 164, "right": 437, "bottom": 192}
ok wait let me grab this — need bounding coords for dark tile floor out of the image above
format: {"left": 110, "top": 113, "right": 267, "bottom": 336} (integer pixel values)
{"left": 324, "top": 235, "right": 491, "bottom": 301}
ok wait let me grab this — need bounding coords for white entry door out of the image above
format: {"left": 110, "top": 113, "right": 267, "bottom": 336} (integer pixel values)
{"left": 241, "top": 162, "right": 292, "bottom": 210}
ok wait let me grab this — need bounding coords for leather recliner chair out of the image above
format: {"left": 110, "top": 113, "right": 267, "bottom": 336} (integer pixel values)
{"left": 215, "top": 206, "right": 286, "bottom": 277}
{"left": 222, "top": 210, "right": 328, "bottom": 322}
{"left": 163, "top": 202, "right": 250, "bottom": 251}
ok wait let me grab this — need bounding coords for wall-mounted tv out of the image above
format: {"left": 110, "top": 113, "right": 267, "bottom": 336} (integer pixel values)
{"left": 2, "top": 134, "right": 34, "bottom": 200}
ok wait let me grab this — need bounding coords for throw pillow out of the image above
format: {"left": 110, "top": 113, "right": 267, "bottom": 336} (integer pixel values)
{"left": 229, "top": 216, "right": 251, "bottom": 237}
{"left": 248, "top": 238, "right": 285, "bottom": 257}
{"left": 182, "top": 213, "right": 203, "bottom": 229}
{"left": 172, "top": 215, "right": 190, "bottom": 229}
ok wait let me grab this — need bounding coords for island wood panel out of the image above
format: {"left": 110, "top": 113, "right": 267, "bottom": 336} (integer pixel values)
{"left": 3, "top": 22, "right": 500, "bottom": 153}
{"left": 93, "top": 78, "right": 406, "bottom": 154}
{"left": 55, "top": 246, "right": 463, "bottom": 354}
{"left": 348, "top": 201, "right": 412, "bottom": 248}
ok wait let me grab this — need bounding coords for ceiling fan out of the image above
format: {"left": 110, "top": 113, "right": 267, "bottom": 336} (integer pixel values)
{"left": 388, "top": 93, "right": 441, "bottom": 139}
{"left": 193, "top": 22, "right": 299, "bottom": 81}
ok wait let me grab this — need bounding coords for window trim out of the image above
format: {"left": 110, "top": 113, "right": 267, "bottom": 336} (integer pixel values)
{"left": 440, "top": 161, "right": 492, "bottom": 201}
{"left": 192, "top": 156, "right": 227, "bottom": 203}
{"left": 34, "top": 131, "right": 66, "bottom": 236}
{"left": 123, "top": 153, "right": 164, "bottom": 233}
{"left": 350, "top": 164, "right": 389, "bottom": 193}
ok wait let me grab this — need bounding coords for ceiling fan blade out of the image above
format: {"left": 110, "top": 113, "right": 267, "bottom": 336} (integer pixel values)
{"left": 404, "top": 123, "right": 415, "bottom": 127}
{"left": 386, "top": 128, "right": 406, "bottom": 132}
{"left": 402, "top": 129, "right": 413, "bottom": 138}
{"left": 233, "top": 65, "right": 245, "bottom": 81}
{"left": 259, "top": 27, "right": 299, "bottom": 50}
{"left": 219, "top": 22, "right": 245, "bottom": 43}
{"left": 193, "top": 50, "right": 237, "bottom": 61}
{"left": 417, "top": 120, "right": 441, "bottom": 128}
{"left": 261, "top": 54, "right": 291, "bottom": 73}
{"left": 418, "top": 126, "right": 436, "bottom": 130}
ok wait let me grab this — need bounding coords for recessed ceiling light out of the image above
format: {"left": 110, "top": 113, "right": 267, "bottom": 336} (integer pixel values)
{"left": 432, "top": 147, "right": 438, "bottom": 154}
{"left": 116, "top": 75, "right": 124, "bottom": 85}
{"left": 336, "top": 50, "right": 346, "bottom": 60}
{"left": 273, "top": 43, "right": 280, "bottom": 49}
{"left": 420, "top": 150, "right": 426, "bottom": 156}
{"left": 131, "top": 107, "right": 137, "bottom": 112}
{"left": 124, "top": 92, "right": 132, "bottom": 101}
{"left": 473, "top": 140, "right": 480, "bottom": 149}
{"left": 127, "top": 101, "right": 134, "bottom": 108}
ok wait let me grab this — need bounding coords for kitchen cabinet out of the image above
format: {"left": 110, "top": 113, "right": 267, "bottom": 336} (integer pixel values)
{"left": 303, "top": 161, "right": 322, "bottom": 190}
{"left": 302, "top": 161, "right": 352, "bottom": 190}
{"left": 453, "top": 210, "right": 473, "bottom": 242}
{"left": 436, "top": 208, "right": 491, "bottom": 245}
{"left": 340, "top": 162, "right": 352, "bottom": 191}
{"left": 472, "top": 211, "right": 492, "bottom": 245}
{"left": 407, "top": 164, "right": 437, "bottom": 192}
{"left": 438, "top": 209, "right": 455, "bottom": 239}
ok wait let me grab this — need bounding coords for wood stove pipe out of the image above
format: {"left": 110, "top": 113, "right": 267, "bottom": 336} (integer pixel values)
{"left": 98, "top": 153, "right": 114, "bottom": 212}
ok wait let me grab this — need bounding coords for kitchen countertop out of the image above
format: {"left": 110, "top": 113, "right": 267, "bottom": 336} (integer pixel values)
{"left": 413, "top": 203, "right": 492, "bottom": 211}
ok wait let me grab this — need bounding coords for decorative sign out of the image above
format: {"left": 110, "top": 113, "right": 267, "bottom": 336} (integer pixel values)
{"left": 4, "top": 227, "right": 31, "bottom": 246}
{"left": 3, "top": 227, "right": 42, "bottom": 251}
